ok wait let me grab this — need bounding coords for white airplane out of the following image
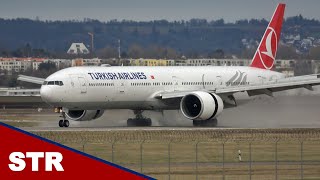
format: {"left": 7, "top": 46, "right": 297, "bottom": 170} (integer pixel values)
{"left": 19, "top": 3, "right": 320, "bottom": 127}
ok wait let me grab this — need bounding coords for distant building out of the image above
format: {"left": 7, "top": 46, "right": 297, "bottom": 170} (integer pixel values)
{"left": 176, "top": 59, "right": 251, "bottom": 67}
{"left": 32, "top": 60, "right": 44, "bottom": 71}
{"left": 0, "top": 58, "right": 46, "bottom": 72}
{"left": 301, "top": 39, "right": 313, "bottom": 49}
{"left": 71, "top": 58, "right": 101, "bottom": 66}
{"left": 67, "top": 43, "right": 90, "bottom": 54}
{"left": 130, "top": 59, "right": 175, "bottom": 66}
{"left": 32, "top": 58, "right": 49, "bottom": 70}
{"left": 311, "top": 60, "right": 320, "bottom": 74}
{"left": 276, "top": 67, "right": 295, "bottom": 77}
{"left": 46, "top": 59, "right": 71, "bottom": 69}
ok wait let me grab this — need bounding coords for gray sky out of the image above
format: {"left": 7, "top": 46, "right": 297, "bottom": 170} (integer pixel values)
{"left": 1, "top": 0, "right": 319, "bottom": 22}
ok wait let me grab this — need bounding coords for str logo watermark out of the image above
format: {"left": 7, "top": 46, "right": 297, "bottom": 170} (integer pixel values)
{"left": 8, "top": 152, "right": 64, "bottom": 171}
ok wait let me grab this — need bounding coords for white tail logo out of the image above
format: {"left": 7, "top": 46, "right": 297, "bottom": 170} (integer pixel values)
{"left": 250, "top": 3, "right": 285, "bottom": 70}
{"left": 258, "top": 27, "right": 278, "bottom": 69}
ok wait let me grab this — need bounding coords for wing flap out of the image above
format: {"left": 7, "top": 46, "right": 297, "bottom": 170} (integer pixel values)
{"left": 219, "top": 74, "right": 320, "bottom": 96}
{"left": 156, "top": 74, "right": 320, "bottom": 99}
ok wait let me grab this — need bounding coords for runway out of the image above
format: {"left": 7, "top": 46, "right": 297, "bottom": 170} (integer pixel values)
{"left": 21, "top": 126, "right": 308, "bottom": 132}
{"left": 2, "top": 88, "right": 320, "bottom": 130}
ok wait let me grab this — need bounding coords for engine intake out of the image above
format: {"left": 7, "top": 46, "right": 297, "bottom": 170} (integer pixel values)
{"left": 180, "top": 91, "right": 223, "bottom": 120}
{"left": 66, "top": 110, "right": 104, "bottom": 121}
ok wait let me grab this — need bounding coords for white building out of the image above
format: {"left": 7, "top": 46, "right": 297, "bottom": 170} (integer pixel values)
{"left": 0, "top": 58, "right": 72, "bottom": 72}
{"left": 46, "top": 59, "right": 71, "bottom": 69}
{"left": 32, "top": 60, "right": 46, "bottom": 70}
{"left": 0, "top": 58, "right": 37, "bottom": 72}
{"left": 175, "top": 59, "right": 251, "bottom": 67}
{"left": 72, "top": 58, "right": 101, "bottom": 66}
{"left": 67, "top": 43, "right": 90, "bottom": 54}
{"left": 274, "top": 60, "right": 295, "bottom": 69}
{"left": 32, "top": 59, "right": 71, "bottom": 70}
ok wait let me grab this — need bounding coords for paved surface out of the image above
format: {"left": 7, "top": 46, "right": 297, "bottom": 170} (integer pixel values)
{"left": 21, "top": 126, "right": 285, "bottom": 132}
{"left": 2, "top": 88, "right": 320, "bottom": 129}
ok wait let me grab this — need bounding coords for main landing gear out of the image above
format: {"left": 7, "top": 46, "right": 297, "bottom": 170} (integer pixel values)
{"left": 193, "top": 118, "right": 218, "bottom": 127}
{"left": 127, "top": 110, "right": 152, "bottom": 126}
{"left": 55, "top": 108, "right": 70, "bottom": 127}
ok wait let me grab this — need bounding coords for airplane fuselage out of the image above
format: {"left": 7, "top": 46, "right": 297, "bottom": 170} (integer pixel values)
{"left": 40, "top": 66, "right": 285, "bottom": 110}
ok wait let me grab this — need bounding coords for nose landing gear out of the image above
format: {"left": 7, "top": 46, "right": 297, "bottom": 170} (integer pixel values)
{"left": 55, "top": 108, "right": 70, "bottom": 127}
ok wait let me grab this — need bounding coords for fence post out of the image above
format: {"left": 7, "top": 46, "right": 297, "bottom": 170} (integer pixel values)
{"left": 196, "top": 141, "right": 200, "bottom": 180}
{"left": 168, "top": 140, "right": 172, "bottom": 180}
{"left": 82, "top": 142, "right": 85, "bottom": 152}
{"left": 222, "top": 142, "right": 225, "bottom": 180}
{"left": 300, "top": 140, "right": 304, "bottom": 180}
{"left": 112, "top": 140, "right": 117, "bottom": 163}
{"left": 249, "top": 142, "right": 252, "bottom": 180}
{"left": 275, "top": 140, "right": 279, "bottom": 180}
{"left": 140, "top": 140, "right": 145, "bottom": 173}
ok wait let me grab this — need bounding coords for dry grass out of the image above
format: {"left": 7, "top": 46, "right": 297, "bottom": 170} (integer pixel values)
{"left": 30, "top": 129, "right": 320, "bottom": 180}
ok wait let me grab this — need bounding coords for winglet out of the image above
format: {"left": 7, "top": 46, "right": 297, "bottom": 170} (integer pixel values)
{"left": 250, "top": 3, "right": 286, "bottom": 70}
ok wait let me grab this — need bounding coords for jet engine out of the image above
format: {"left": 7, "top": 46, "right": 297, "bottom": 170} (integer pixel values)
{"left": 180, "top": 91, "right": 223, "bottom": 120}
{"left": 65, "top": 110, "right": 104, "bottom": 121}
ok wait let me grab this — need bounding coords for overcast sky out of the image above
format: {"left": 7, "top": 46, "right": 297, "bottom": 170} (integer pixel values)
{"left": 1, "top": 0, "right": 319, "bottom": 22}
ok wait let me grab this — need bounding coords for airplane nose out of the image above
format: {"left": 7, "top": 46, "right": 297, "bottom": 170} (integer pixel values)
{"left": 40, "top": 85, "right": 52, "bottom": 103}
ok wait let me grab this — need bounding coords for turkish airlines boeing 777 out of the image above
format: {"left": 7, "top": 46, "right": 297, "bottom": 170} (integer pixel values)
{"left": 19, "top": 3, "right": 320, "bottom": 127}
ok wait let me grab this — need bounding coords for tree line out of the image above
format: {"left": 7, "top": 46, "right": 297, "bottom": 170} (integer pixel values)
{"left": 0, "top": 15, "right": 320, "bottom": 59}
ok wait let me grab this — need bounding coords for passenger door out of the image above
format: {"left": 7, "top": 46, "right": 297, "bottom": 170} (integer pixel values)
{"left": 117, "top": 79, "right": 126, "bottom": 94}
{"left": 172, "top": 76, "right": 179, "bottom": 91}
{"left": 69, "top": 75, "right": 87, "bottom": 94}
{"left": 78, "top": 77, "right": 87, "bottom": 93}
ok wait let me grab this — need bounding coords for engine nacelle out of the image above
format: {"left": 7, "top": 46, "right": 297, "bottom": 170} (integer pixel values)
{"left": 180, "top": 91, "right": 224, "bottom": 120}
{"left": 65, "top": 110, "right": 104, "bottom": 121}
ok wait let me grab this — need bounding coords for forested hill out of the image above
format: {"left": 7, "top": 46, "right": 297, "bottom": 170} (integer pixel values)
{"left": 0, "top": 15, "right": 320, "bottom": 58}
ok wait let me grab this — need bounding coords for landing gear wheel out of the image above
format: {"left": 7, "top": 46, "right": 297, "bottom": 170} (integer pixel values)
{"left": 127, "top": 118, "right": 152, "bottom": 126}
{"left": 193, "top": 118, "right": 218, "bottom": 127}
{"left": 145, "top": 118, "right": 152, "bottom": 126}
{"left": 57, "top": 109, "right": 70, "bottom": 128}
{"left": 59, "top": 120, "right": 64, "bottom": 127}
{"left": 127, "top": 118, "right": 135, "bottom": 126}
{"left": 127, "top": 110, "right": 153, "bottom": 127}
{"left": 63, "top": 120, "right": 70, "bottom": 127}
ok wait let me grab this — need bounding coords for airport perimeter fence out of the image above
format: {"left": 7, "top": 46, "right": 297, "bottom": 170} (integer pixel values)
{"left": 34, "top": 129, "right": 320, "bottom": 180}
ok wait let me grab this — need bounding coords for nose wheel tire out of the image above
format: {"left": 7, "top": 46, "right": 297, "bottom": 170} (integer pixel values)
{"left": 63, "top": 120, "right": 70, "bottom": 127}
{"left": 58, "top": 120, "right": 70, "bottom": 127}
{"left": 57, "top": 110, "right": 70, "bottom": 127}
{"left": 59, "top": 120, "right": 64, "bottom": 127}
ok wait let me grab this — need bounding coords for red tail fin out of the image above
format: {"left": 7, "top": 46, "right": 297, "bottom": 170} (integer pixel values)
{"left": 250, "top": 3, "right": 285, "bottom": 70}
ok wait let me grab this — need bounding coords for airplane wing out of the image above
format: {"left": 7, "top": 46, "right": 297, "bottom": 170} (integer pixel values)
{"left": 156, "top": 74, "right": 320, "bottom": 99}
{"left": 17, "top": 75, "right": 45, "bottom": 85}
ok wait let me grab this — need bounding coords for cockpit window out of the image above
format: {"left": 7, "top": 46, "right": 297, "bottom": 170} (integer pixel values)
{"left": 44, "top": 81, "right": 64, "bottom": 86}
